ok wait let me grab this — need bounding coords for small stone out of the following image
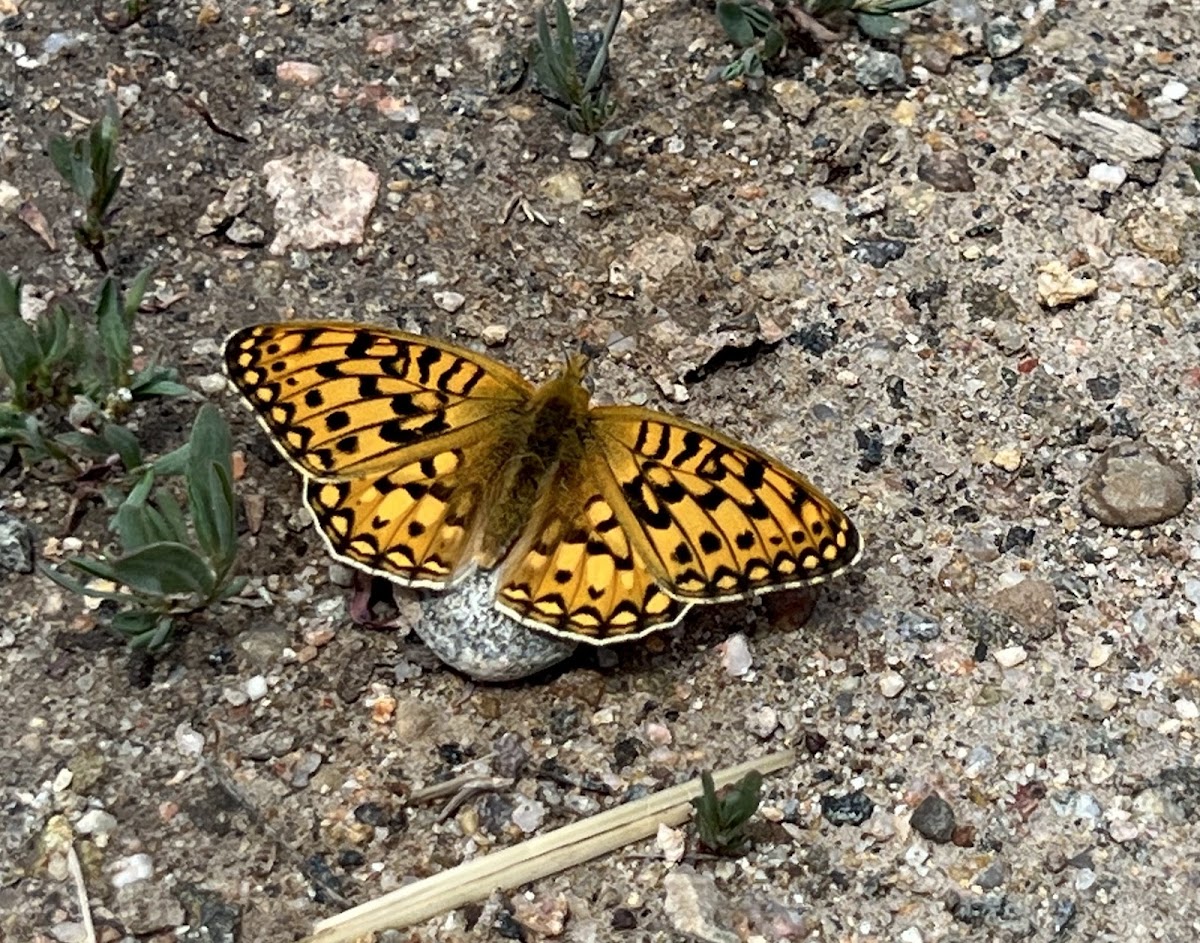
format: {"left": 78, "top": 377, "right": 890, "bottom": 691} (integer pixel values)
{"left": 656, "top": 822, "right": 686, "bottom": 864}
{"left": 512, "top": 798, "right": 546, "bottom": 834}
{"left": 851, "top": 238, "right": 907, "bottom": 268}
{"left": 688, "top": 204, "right": 725, "bottom": 236}
{"left": 1161, "top": 80, "right": 1188, "bottom": 102}
{"left": 985, "top": 16, "right": 1024, "bottom": 58}
{"left": 663, "top": 868, "right": 738, "bottom": 943}
{"left": 1175, "top": 699, "right": 1198, "bottom": 721}
{"left": 856, "top": 50, "right": 905, "bottom": 91}
{"left": 114, "top": 881, "right": 185, "bottom": 934}
{"left": 910, "top": 793, "right": 956, "bottom": 843}
{"left": 0, "top": 512, "right": 35, "bottom": 573}
{"left": 820, "top": 790, "right": 875, "bottom": 826}
{"left": 541, "top": 171, "right": 583, "bottom": 203}
{"left": 772, "top": 79, "right": 820, "bottom": 121}
{"left": 276, "top": 61, "right": 323, "bottom": 86}
{"left": 175, "top": 722, "right": 205, "bottom": 756}
{"left": 512, "top": 894, "right": 570, "bottom": 937}
{"left": 1087, "top": 162, "right": 1126, "bottom": 189}
{"left": 50, "top": 923, "right": 86, "bottom": 943}
{"left": 110, "top": 852, "right": 154, "bottom": 888}
{"left": 568, "top": 133, "right": 596, "bottom": 160}
{"left": 746, "top": 705, "right": 779, "bottom": 738}
{"left": 225, "top": 218, "right": 265, "bottom": 245}
{"left": 879, "top": 671, "right": 906, "bottom": 698}
{"left": 481, "top": 324, "right": 509, "bottom": 346}
{"left": 994, "top": 645, "right": 1028, "bottom": 668}
{"left": 720, "top": 633, "right": 753, "bottom": 677}
{"left": 264, "top": 150, "right": 379, "bottom": 255}
{"left": 899, "top": 929, "right": 924, "bottom": 943}
{"left": 1081, "top": 442, "right": 1192, "bottom": 527}
{"left": 76, "top": 809, "right": 118, "bottom": 837}
{"left": 433, "top": 291, "right": 465, "bottom": 313}
{"left": 1036, "top": 260, "right": 1098, "bottom": 307}
{"left": 917, "top": 151, "right": 976, "bottom": 192}
{"left": 245, "top": 675, "right": 268, "bottom": 700}
{"left": 991, "top": 447, "right": 1023, "bottom": 472}
{"left": 989, "top": 579, "right": 1057, "bottom": 641}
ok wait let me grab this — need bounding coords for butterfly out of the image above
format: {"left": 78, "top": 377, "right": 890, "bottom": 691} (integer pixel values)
{"left": 223, "top": 322, "right": 862, "bottom": 644}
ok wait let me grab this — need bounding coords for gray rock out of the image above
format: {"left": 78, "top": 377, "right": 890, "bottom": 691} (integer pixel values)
{"left": 820, "top": 789, "right": 875, "bottom": 826}
{"left": 411, "top": 569, "right": 576, "bottom": 681}
{"left": 989, "top": 578, "right": 1058, "bottom": 642}
{"left": 114, "top": 882, "right": 185, "bottom": 935}
{"left": 1081, "top": 442, "right": 1192, "bottom": 527}
{"left": 918, "top": 150, "right": 976, "bottom": 192}
{"left": 911, "top": 793, "right": 956, "bottom": 843}
{"left": 856, "top": 50, "right": 905, "bottom": 91}
{"left": 1024, "top": 110, "right": 1167, "bottom": 164}
{"left": 985, "top": 16, "right": 1024, "bottom": 58}
{"left": 0, "top": 513, "right": 34, "bottom": 574}
{"left": 663, "top": 868, "right": 738, "bottom": 943}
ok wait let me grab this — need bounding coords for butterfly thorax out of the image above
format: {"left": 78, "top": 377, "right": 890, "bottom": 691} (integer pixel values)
{"left": 477, "top": 359, "right": 592, "bottom": 567}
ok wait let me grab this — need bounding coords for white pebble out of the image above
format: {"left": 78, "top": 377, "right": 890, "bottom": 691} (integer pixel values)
{"left": 994, "top": 645, "right": 1028, "bottom": 668}
{"left": 720, "top": 633, "right": 753, "bottom": 677}
{"left": 433, "top": 291, "right": 465, "bottom": 312}
{"left": 1175, "top": 698, "right": 1199, "bottom": 721}
{"left": 511, "top": 798, "right": 545, "bottom": 834}
{"left": 656, "top": 822, "right": 686, "bottom": 865}
{"left": 899, "top": 929, "right": 925, "bottom": 943}
{"left": 245, "top": 675, "right": 269, "bottom": 700}
{"left": 1087, "top": 162, "right": 1126, "bottom": 188}
{"left": 110, "top": 852, "right": 154, "bottom": 888}
{"left": 1161, "top": 80, "right": 1188, "bottom": 101}
{"left": 76, "top": 809, "right": 118, "bottom": 837}
{"left": 879, "top": 671, "right": 906, "bottom": 698}
{"left": 175, "top": 722, "right": 205, "bottom": 756}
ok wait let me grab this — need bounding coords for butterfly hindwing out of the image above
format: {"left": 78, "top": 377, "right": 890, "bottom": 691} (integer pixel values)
{"left": 496, "top": 459, "right": 690, "bottom": 642}
{"left": 224, "top": 323, "right": 532, "bottom": 477}
{"left": 591, "top": 407, "right": 862, "bottom": 602}
{"left": 303, "top": 443, "right": 488, "bottom": 588}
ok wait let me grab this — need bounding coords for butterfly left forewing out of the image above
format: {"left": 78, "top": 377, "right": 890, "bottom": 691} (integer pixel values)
{"left": 495, "top": 459, "right": 689, "bottom": 643}
{"left": 224, "top": 322, "right": 532, "bottom": 478}
{"left": 590, "top": 406, "right": 861, "bottom": 602}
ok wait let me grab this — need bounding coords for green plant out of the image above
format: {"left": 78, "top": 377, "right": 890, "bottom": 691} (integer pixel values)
{"left": 0, "top": 269, "right": 188, "bottom": 471}
{"left": 715, "top": 0, "right": 939, "bottom": 82}
{"left": 48, "top": 104, "right": 124, "bottom": 270}
{"left": 45, "top": 405, "right": 245, "bottom": 651}
{"left": 691, "top": 769, "right": 764, "bottom": 854}
{"left": 533, "top": 0, "right": 622, "bottom": 134}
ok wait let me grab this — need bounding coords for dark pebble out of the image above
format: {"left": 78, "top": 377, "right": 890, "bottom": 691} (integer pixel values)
{"left": 850, "top": 238, "right": 908, "bottom": 268}
{"left": 820, "top": 789, "right": 875, "bottom": 826}
{"left": 911, "top": 793, "right": 956, "bottom": 843}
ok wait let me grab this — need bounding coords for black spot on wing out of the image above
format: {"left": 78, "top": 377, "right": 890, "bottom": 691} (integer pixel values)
{"left": 304, "top": 389, "right": 324, "bottom": 408}
{"left": 345, "top": 333, "right": 374, "bottom": 358}
{"left": 416, "top": 346, "right": 440, "bottom": 384}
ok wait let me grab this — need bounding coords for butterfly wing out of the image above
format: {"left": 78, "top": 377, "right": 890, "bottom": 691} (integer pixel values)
{"left": 590, "top": 407, "right": 861, "bottom": 602}
{"left": 223, "top": 322, "right": 533, "bottom": 478}
{"left": 224, "top": 322, "right": 535, "bottom": 588}
{"left": 495, "top": 457, "right": 690, "bottom": 643}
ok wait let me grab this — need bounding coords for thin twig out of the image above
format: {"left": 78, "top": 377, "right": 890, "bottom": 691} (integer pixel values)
{"left": 66, "top": 844, "right": 98, "bottom": 943}
{"left": 179, "top": 95, "right": 250, "bottom": 144}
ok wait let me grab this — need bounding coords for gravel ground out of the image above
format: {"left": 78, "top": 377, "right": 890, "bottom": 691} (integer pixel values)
{"left": 2, "top": 1, "right": 1199, "bottom": 941}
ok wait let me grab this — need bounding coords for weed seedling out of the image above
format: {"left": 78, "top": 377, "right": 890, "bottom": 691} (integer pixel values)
{"left": 533, "top": 0, "right": 623, "bottom": 134}
{"left": 691, "top": 769, "right": 764, "bottom": 855}
{"left": 45, "top": 405, "right": 245, "bottom": 651}
{"left": 48, "top": 105, "right": 124, "bottom": 271}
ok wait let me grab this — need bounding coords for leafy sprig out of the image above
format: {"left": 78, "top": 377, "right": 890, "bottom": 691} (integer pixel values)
{"left": 691, "top": 770, "right": 764, "bottom": 854}
{"left": 533, "top": 0, "right": 623, "bottom": 134}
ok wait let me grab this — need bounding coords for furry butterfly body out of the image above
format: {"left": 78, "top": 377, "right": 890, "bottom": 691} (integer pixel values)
{"left": 224, "top": 322, "right": 862, "bottom": 643}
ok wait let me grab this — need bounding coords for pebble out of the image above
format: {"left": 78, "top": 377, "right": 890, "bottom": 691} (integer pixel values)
{"left": 0, "top": 512, "right": 34, "bottom": 573}
{"left": 1026, "top": 110, "right": 1166, "bottom": 164}
{"left": 820, "top": 790, "right": 875, "bottom": 826}
{"left": 985, "top": 16, "right": 1024, "bottom": 58}
{"left": 656, "top": 823, "right": 686, "bottom": 864}
{"left": 433, "top": 291, "right": 465, "bottom": 313}
{"left": 77, "top": 808, "right": 118, "bottom": 837}
{"left": 512, "top": 798, "right": 546, "bottom": 834}
{"left": 1081, "top": 442, "right": 1193, "bottom": 527}
{"left": 994, "top": 645, "right": 1028, "bottom": 668}
{"left": 114, "top": 881, "right": 185, "bottom": 934}
{"left": 856, "top": 50, "right": 906, "bottom": 91}
{"left": 899, "top": 929, "right": 924, "bottom": 943}
{"left": 772, "top": 79, "right": 820, "bottom": 121}
{"left": 568, "top": 133, "right": 596, "bottom": 160}
{"left": 1036, "top": 260, "right": 1098, "bottom": 307}
{"left": 245, "top": 675, "right": 268, "bottom": 700}
{"left": 879, "top": 671, "right": 906, "bottom": 698}
{"left": 989, "top": 579, "right": 1057, "bottom": 641}
{"left": 411, "top": 569, "right": 576, "bottom": 681}
{"left": 175, "top": 722, "right": 205, "bottom": 756}
{"left": 276, "top": 61, "right": 323, "bottom": 86}
{"left": 263, "top": 150, "right": 379, "bottom": 254}
{"left": 991, "top": 447, "right": 1023, "bottom": 472}
{"left": 688, "top": 204, "right": 725, "bottom": 236}
{"left": 745, "top": 705, "right": 779, "bottom": 738}
{"left": 910, "top": 793, "right": 956, "bottom": 843}
{"left": 1176, "top": 699, "right": 1198, "bottom": 721}
{"left": 1087, "top": 162, "right": 1126, "bottom": 189}
{"left": 663, "top": 869, "right": 738, "bottom": 943}
{"left": 719, "top": 633, "right": 753, "bottom": 677}
{"left": 541, "top": 171, "right": 583, "bottom": 203}
{"left": 481, "top": 324, "right": 509, "bottom": 346}
{"left": 1161, "top": 80, "right": 1188, "bottom": 102}
{"left": 110, "top": 852, "right": 154, "bottom": 888}
{"left": 917, "top": 151, "right": 976, "bottom": 192}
